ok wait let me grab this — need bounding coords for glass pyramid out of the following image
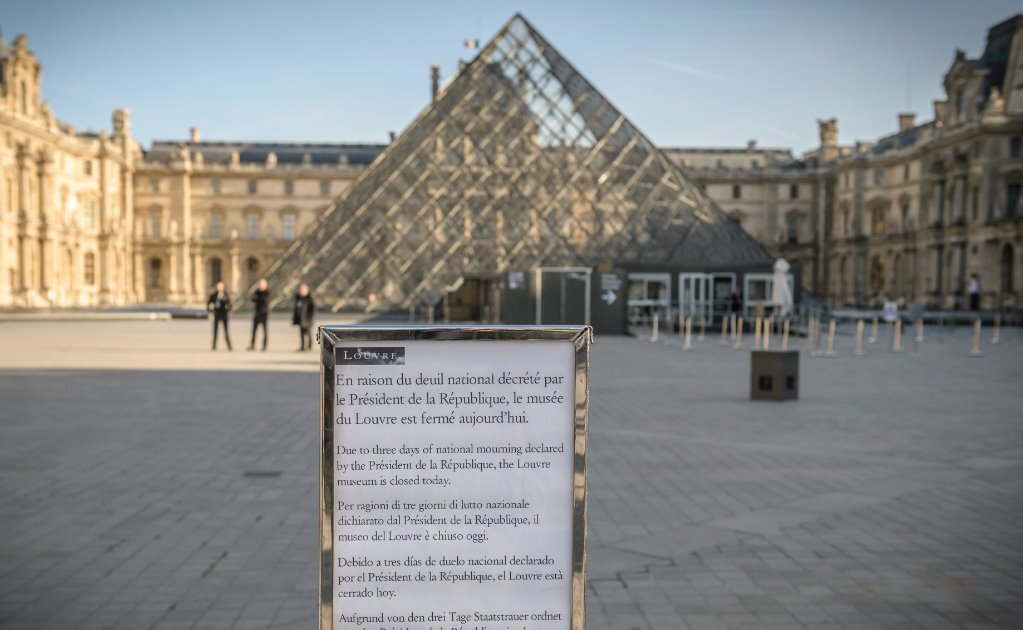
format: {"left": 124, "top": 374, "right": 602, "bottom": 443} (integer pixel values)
{"left": 263, "top": 13, "right": 769, "bottom": 312}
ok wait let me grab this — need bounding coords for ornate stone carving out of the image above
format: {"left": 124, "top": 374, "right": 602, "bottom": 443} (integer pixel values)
{"left": 112, "top": 108, "right": 131, "bottom": 136}
{"left": 818, "top": 118, "right": 838, "bottom": 146}
{"left": 986, "top": 87, "right": 1005, "bottom": 113}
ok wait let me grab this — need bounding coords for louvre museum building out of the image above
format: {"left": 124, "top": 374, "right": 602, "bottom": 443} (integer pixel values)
{"left": 2, "top": 14, "right": 1021, "bottom": 325}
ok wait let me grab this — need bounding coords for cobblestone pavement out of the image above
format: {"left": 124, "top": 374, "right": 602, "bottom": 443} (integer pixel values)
{"left": 0, "top": 319, "right": 1021, "bottom": 629}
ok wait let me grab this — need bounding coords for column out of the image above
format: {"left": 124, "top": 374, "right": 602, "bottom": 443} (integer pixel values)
{"left": 168, "top": 246, "right": 178, "bottom": 297}
{"left": 134, "top": 249, "right": 145, "bottom": 301}
{"left": 229, "top": 244, "right": 240, "bottom": 296}
{"left": 953, "top": 174, "right": 961, "bottom": 221}
{"left": 193, "top": 250, "right": 205, "bottom": 301}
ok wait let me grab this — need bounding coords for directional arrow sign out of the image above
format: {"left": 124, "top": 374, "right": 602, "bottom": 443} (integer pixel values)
{"left": 602, "top": 290, "right": 617, "bottom": 305}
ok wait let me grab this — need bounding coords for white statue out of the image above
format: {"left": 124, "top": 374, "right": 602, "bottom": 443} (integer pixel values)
{"left": 771, "top": 258, "right": 794, "bottom": 318}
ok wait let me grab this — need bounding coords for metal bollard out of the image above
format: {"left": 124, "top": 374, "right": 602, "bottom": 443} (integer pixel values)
{"left": 892, "top": 319, "right": 904, "bottom": 353}
{"left": 854, "top": 319, "right": 865, "bottom": 356}
{"left": 992, "top": 315, "right": 1001, "bottom": 345}
{"left": 720, "top": 313, "right": 730, "bottom": 344}
{"left": 915, "top": 318, "right": 924, "bottom": 344}
{"left": 698, "top": 316, "right": 706, "bottom": 342}
{"left": 734, "top": 317, "right": 744, "bottom": 349}
{"left": 782, "top": 320, "right": 790, "bottom": 351}
{"left": 683, "top": 316, "right": 692, "bottom": 351}
{"left": 869, "top": 316, "right": 879, "bottom": 344}
{"left": 753, "top": 317, "right": 763, "bottom": 350}
{"left": 970, "top": 318, "right": 983, "bottom": 356}
{"left": 651, "top": 312, "right": 659, "bottom": 342}
{"left": 824, "top": 319, "right": 837, "bottom": 357}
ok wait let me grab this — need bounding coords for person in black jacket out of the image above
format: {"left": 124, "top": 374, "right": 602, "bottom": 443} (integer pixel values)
{"left": 207, "top": 281, "right": 232, "bottom": 351}
{"left": 248, "top": 278, "right": 270, "bottom": 351}
{"left": 293, "top": 283, "right": 315, "bottom": 351}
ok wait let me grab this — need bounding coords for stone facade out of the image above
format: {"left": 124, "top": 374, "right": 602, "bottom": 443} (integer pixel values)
{"left": 663, "top": 142, "right": 824, "bottom": 295}
{"left": 1, "top": 14, "right": 1021, "bottom": 310}
{"left": 667, "top": 14, "right": 1023, "bottom": 310}
{"left": 823, "top": 16, "right": 1023, "bottom": 309}
{"left": 0, "top": 35, "right": 139, "bottom": 307}
{"left": 134, "top": 138, "right": 381, "bottom": 303}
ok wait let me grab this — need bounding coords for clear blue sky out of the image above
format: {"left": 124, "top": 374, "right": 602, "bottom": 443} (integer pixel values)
{"left": 3, "top": 0, "right": 1019, "bottom": 153}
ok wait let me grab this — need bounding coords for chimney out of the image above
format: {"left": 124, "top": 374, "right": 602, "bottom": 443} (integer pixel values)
{"left": 898, "top": 113, "right": 915, "bottom": 132}
{"left": 430, "top": 65, "right": 440, "bottom": 101}
{"left": 933, "top": 100, "right": 946, "bottom": 128}
{"left": 190, "top": 127, "right": 201, "bottom": 143}
{"left": 746, "top": 139, "right": 757, "bottom": 151}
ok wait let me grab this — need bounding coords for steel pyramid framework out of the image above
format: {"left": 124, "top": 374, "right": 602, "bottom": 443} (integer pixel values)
{"left": 263, "top": 14, "right": 769, "bottom": 312}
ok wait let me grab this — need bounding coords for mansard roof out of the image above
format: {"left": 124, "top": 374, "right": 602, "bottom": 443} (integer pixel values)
{"left": 144, "top": 141, "right": 387, "bottom": 166}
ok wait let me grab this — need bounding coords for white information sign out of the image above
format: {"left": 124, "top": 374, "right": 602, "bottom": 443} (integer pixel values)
{"left": 322, "top": 329, "right": 587, "bottom": 630}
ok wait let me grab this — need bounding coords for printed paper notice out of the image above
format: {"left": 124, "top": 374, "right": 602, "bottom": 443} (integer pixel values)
{"left": 332, "top": 340, "right": 576, "bottom": 629}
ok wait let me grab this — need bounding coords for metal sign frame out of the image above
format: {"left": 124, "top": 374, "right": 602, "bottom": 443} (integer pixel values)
{"left": 318, "top": 324, "right": 591, "bottom": 630}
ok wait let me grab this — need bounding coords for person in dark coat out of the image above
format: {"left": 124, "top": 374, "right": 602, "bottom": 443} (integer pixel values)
{"left": 293, "top": 283, "right": 315, "bottom": 351}
{"left": 248, "top": 278, "right": 270, "bottom": 351}
{"left": 730, "top": 288, "right": 742, "bottom": 314}
{"left": 207, "top": 281, "right": 232, "bottom": 351}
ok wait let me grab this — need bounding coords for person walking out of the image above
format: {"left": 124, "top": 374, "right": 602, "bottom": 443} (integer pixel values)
{"left": 730, "top": 288, "right": 742, "bottom": 315}
{"left": 248, "top": 278, "right": 270, "bottom": 351}
{"left": 293, "top": 283, "right": 315, "bottom": 351}
{"left": 968, "top": 273, "right": 981, "bottom": 311}
{"left": 207, "top": 281, "right": 232, "bottom": 351}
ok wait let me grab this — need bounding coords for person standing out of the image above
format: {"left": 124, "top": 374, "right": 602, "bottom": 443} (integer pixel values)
{"left": 293, "top": 283, "right": 315, "bottom": 351}
{"left": 207, "top": 281, "right": 232, "bottom": 351}
{"left": 248, "top": 278, "right": 270, "bottom": 351}
{"left": 968, "top": 273, "right": 981, "bottom": 311}
{"left": 730, "top": 288, "right": 742, "bottom": 315}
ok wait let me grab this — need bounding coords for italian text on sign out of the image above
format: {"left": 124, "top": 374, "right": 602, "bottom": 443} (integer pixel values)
{"left": 319, "top": 326, "right": 590, "bottom": 630}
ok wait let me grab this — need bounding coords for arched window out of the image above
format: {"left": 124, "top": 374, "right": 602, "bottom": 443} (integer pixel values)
{"left": 1007, "top": 182, "right": 1021, "bottom": 219}
{"left": 785, "top": 213, "right": 800, "bottom": 244}
{"left": 208, "top": 258, "right": 223, "bottom": 285}
{"left": 84, "top": 252, "right": 96, "bottom": 285}
{"left": 282, "top": 212, "right": 297, "bottom": 239}
{"left": 149, "top": 210, "right": 162, "bottom": 238}
{"left": 209, "top": 212, "right": 224, "bottom": 239}
{"left": 147, "top": 258, "right": 161, "bottom": 288}
{"left": 869, "top": 255, "right": 885, "bottom": 295}
{"left": 82, "top": 199, "right": 95, "bottom": 229}
{"left": 870, "top": 203, "right": 886, "bottom": 235}
{"left": 245, "top": 212, "right": 260, "bottom": 239}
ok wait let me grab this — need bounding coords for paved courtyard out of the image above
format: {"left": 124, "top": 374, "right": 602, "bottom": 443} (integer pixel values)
{"left": 0, "top": 317, "right": 1021, "bottom": 629}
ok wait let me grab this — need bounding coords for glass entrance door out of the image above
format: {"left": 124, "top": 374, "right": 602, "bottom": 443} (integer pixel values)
{"left": 626, "top": 272, "right": 671, "bottom": 325}
{"left": 679, "top": 273, "right": 710, "bottom": 320}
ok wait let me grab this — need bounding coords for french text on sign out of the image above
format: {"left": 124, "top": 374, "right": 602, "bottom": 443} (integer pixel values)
{"left": 320, "top": 328, "right": 588, "bottom": 630}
